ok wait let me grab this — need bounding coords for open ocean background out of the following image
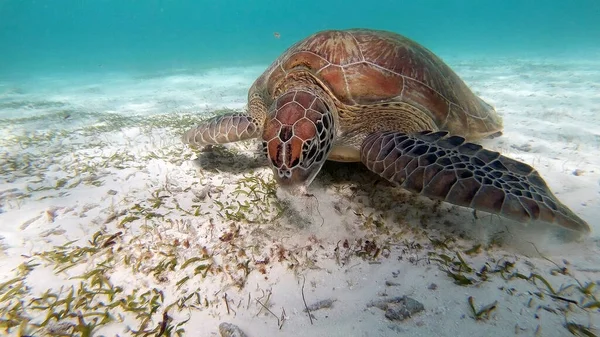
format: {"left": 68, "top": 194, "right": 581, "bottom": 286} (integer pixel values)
{"left": 1, "top": 2, "right": 599, "bottom": 336}
{"left": 1, "top": 0, "right": 599, "bottom": 80}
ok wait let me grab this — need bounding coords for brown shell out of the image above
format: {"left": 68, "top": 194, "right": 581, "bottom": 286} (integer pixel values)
{"left": 250, "top": 29, "right": 502, "bottom": 139}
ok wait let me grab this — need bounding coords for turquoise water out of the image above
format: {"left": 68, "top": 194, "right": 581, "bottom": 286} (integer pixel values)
{"left": 0, "top": 2, "right": 599, "bottom": 335}
{"left": 1, "top": 0, "right": 599, "bottom": 79}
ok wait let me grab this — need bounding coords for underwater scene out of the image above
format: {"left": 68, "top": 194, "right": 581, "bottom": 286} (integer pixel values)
{"left": 0, "top": 1, "right": 599, "bottom": 336}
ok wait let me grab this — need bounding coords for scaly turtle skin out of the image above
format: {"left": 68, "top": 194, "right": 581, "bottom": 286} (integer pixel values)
{"left": 182, "top": 29, "right": 590, "bottom": 234}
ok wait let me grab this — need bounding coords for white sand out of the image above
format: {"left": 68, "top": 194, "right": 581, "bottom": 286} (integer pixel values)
{"left": 0, "top": 57, "right": 598, "bottom": 337}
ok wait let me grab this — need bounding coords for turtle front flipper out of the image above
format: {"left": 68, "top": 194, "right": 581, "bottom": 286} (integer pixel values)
{"left": 182, "top": 113, "right": 262, "bottom": 146}
{"left": 360, "top": 131, "right": 591, "bottom": 234}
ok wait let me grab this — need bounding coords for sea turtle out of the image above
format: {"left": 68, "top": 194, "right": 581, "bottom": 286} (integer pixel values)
{"left": 182, "top": 29, "right": 590, "bottom": 234}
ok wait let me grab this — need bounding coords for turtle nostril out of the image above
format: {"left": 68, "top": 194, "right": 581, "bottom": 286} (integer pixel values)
{"left": 278, "top": 168, "right": 292, "bottom": 179}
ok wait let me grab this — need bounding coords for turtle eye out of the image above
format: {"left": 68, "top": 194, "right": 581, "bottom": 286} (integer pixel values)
{"left": 315, "top": 120, "right": 324, "bottom": 134}
{"left": 301, "top": 139, "right": 318, "bottom": 168}
{"left": 301, "top": 139, "right": 312, "bottom": 153}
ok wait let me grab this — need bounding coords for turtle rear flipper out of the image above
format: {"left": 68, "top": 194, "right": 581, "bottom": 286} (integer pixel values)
{"left": 183, "top": 113, "right": 262, "bottom": 146}
{"left": 360, "top": 131, "right": 591, "bottom": 234}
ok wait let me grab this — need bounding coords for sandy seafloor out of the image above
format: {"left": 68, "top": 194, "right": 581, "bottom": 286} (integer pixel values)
{"left": 0, "top": 56, "right": 599, "bottom": 337}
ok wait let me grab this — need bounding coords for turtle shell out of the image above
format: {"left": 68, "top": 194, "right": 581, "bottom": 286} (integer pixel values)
{"left": 251, "top": 29, "right": 502, "bottom": 139}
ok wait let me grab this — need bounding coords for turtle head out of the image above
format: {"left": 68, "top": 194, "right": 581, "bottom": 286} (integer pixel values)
{"left": 261, "top": 89, "right": 335, "bottom": 195}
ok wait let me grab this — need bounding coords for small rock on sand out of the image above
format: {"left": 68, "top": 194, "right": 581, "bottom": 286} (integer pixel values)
{"left": 303, "top": 298, "right": 336, "bottom": 312}
{"left": 367, "top": 296, "right": 425, "bottom": 321}
{"left": 511, "top": 143, "right": 532, "bottom": 152}
{"left": 219, "top": 322, "right": 248, "bottom": 337}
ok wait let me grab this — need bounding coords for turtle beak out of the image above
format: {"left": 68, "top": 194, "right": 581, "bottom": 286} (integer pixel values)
{"left": 272, "top": 162, "right": 323, "bottom": 196}
{"left": 263, "top": 138, "right": 326, "bottom": 196}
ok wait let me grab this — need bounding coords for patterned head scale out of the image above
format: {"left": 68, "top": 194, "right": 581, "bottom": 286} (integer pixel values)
{"left": 262, "top": 90, "right": 335, "bottom": 193}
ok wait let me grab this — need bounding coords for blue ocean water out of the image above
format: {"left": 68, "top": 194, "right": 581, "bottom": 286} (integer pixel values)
{"left": 1, "top": 0, "right": 599, "bottom": 79}
{"left": 1, "top": 2, "right": 599, "bottom": 335}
